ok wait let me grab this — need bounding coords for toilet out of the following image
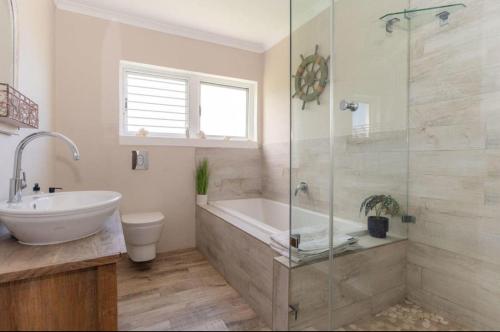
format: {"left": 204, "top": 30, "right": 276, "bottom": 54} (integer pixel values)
{"left": 121, "top": 212, "right": 165, "bottom": 262}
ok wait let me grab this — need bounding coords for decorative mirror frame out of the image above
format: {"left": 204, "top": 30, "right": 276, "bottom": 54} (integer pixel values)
{"left": 0, "top": 0, "right": 36, "bottom": 135}
{"left": 9, "top": 0, "right": 18, "bottom": 88}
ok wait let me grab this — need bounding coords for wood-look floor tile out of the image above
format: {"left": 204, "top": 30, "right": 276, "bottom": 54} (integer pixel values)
{"left": 117, "top": 249, "right": 270, "bottom": 331}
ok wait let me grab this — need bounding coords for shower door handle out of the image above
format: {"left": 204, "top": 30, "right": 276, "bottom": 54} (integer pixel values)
{"left": 340, "top": 99, "right": 359, "bottom": 112}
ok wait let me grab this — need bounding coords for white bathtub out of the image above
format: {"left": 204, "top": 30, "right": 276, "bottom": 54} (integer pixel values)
{"left": 201, "top": 198, "right": 365, "bottom": 245}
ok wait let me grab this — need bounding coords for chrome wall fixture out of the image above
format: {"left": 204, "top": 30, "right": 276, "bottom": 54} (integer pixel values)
{"left": 436, "top": 11, "right": 451, "bottom": 26}
{"left": 339, "top": 99, "right": 359, "bottom": 112}
{"left": 294, "top": 182, "right": 309, "bottom": 197}
{"left": 380, "top": 3, "right": 466, "bottom": 34}
{"left": 386, "top": 18, "right": 401, "bottom": 33}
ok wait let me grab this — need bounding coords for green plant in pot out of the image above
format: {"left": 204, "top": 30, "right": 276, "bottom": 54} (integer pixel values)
{"left": 360, "top": 195, "right": 401, "bottom": 238}
{"left": 196, "top": 159, "right": 209, "bottom": 205}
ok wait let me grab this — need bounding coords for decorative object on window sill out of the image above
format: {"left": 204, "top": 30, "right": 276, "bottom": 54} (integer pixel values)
{"left": 0, "top": 83, "right": 38, "bottom": 129}
{"left": 292, "top": 45, "right": 330, "bottom": 110}
{"left": 135, "top": 128, "right": 149, "bottom": 137}
{"left": 197, "top": 131, "right": 206, "bottom": 139}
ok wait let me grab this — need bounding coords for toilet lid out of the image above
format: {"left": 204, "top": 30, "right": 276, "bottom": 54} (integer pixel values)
{"left": 121, "top": 212, "right": 165, "bottom": 225}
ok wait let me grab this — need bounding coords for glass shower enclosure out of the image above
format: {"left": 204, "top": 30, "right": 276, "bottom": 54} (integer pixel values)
{"left": 289, "top": 0, "right": 410, "bottom": 329}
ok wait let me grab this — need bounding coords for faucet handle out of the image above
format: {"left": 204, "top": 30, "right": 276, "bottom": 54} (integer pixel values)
{"left": 20, "top": 171, "right": 27, "bottom": 190}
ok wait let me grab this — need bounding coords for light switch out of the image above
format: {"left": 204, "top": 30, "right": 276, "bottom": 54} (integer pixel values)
{"left": 132, "top": 150, "right": 149, "bottom": 170}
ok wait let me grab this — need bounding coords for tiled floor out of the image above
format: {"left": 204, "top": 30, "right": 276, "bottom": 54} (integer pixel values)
{"left": 117, "top": 249, "right": 270, "bottom": 331}
{"left": 117, "top": 249, "right": 467, "bottom": 332}
{"left": 338, "top": 300, "right": 466, "bottom": 331}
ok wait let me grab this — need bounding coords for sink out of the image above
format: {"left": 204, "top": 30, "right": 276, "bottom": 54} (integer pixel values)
{"left": 0, "top": 191, "right": 122, "bottom": 245}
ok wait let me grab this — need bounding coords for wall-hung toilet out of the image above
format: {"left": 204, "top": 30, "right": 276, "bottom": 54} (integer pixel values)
{"left": 121, "top": 212, "right": 165, "bottom": 262}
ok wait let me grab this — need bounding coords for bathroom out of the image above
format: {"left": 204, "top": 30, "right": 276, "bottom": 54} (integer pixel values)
{"left": 0, "top": 0, "right": 499, "bottom": 331}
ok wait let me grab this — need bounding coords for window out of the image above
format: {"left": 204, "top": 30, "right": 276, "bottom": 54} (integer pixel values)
{"left": 124, "top": 71, "right": 188, "bottom": 136}
{"left": 120, "top": 61, "right": 257, "bottom": 147}
{"left": 200, "top": 83, "right": 249, "bottom": 138}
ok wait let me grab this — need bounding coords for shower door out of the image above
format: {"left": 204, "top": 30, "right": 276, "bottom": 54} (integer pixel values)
{"left": 289, "top": 0, "right": 410, "bottom": 330}
{"left": 330, "top": 0, "right": 410, "bottom": 329}
{"left": 289, "top": 0, "right": 334, "bottom": 330}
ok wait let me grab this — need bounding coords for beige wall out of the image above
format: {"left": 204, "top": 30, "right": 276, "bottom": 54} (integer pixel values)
{"left": 261, "top": 9, "right": 332, "bottom": 208}
{"left": 407, "top": 0, "right": 500, "bottom": 329}
{"left": 0, "top": 0, "right": 14, "bottom": 84}
{"left": 263, "top": 37, "right": 290, "bottom": 145}
{"left": 291, "top": 9, "right": 331, "bottom": 142}
{"left": 262, "top": 37, "right": 290, "bottom": 203}
{"left": 0, "top": 0, "right": 54, "bottom": 202}
{"left": 54, "top": 9, "right": 264, "bottom": 253}
{"left": 333, "top": 0, "right": 409, "bottom": 137}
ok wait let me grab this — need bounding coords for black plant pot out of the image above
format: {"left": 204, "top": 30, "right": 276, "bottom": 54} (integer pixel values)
{"left": 367, "top": 216, "right": 389, "bottom": 238}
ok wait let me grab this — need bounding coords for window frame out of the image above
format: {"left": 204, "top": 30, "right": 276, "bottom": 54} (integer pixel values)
{"left": 119, "top": 61, "right": 258, "bottom": 148}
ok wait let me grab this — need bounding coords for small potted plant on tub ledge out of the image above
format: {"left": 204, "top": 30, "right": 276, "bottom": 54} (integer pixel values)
{"left": 360, "top": 194, "right": 401, "bottom": 238}
{"left": 196, "top": 158, "right": 209, "bottom": 205}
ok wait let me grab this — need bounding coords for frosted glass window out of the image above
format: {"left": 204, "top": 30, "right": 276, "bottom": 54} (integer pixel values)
{"left": 200, "top": 83, "right": 248, "bottom": 138}
{"left": 124, "top": 72, "right": 188, "bottom": 136}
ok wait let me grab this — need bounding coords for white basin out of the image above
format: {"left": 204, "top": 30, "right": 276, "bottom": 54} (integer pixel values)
{"left": 0, "top": 191, "right": 122, "bottom": 245}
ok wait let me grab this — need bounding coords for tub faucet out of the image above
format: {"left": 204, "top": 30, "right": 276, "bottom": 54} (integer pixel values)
{"left": 294, "top": 182, "right": 309, "bottom": 197}
{"left": 8, "top": 131, "right": 80, "bottom": 203}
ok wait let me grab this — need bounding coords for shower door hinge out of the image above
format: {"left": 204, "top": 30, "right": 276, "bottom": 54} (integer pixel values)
{"left": 289, "top": 304, "right": 300, "bottom": 321}
{"left": 290, "top": 234, "right": 301, "bottom": 249}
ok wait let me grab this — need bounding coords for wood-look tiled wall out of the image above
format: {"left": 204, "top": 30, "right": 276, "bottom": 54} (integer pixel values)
{"left": 275, "top": 241, "right": 407, "bottom": 331}
{"left": 262, "top": 142, "right": 290, "bottom": 204}
{"left": 262, "top": 139, "right": 331, "bottom": 214}
{"left": 197, "top": 205, "right": 407, "bottom": 331}
{"left": 196, "top": 207, "right": 277, "bottom": 327}
{"left": 407, "top": 0, "right": 500, "bottom": 329}
{"left": 195, "top": 148, "right": 262, "bottom": 201}
{"left": 262, "top": 134, "right": 409, "bottom": 238}
{"left": 197, "top": 2, "right": 500, "bottom": 326}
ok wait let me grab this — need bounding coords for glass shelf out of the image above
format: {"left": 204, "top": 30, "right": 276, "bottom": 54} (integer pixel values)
{"left": 380, "top": 3, "right": 466, "bottom": 22}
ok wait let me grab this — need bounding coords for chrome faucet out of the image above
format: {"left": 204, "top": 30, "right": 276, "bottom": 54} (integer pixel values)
{"left": 8, "top": 131, "right": 80, "bottom": 203}
{"left": 294, "top": 182, "right": 309, "bottom": 197}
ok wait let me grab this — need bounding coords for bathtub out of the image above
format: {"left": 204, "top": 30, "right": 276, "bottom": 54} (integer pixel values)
{"left": 201, "top": 198, "right": 365, "bottom": 245}
{"left": 196, "top": 198, "right": 405, "bottom": 328}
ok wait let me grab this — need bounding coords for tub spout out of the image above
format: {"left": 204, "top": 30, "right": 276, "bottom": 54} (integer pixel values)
{"left": 294, "top": 182, "right": 308, "bottom": 197}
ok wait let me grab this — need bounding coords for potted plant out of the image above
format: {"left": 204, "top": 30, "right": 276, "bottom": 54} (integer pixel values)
{"left": 196, "top": 159, "right": 209, "bottom": 205}
{"left": 360, "top": 195, "right": 401, "bottom": 238}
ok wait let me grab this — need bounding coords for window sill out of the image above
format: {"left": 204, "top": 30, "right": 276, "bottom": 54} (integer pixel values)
{"left": 119, "top": 135, "right": 259, "bottom": 149}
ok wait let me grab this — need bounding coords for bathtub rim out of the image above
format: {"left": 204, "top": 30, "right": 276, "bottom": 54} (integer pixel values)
{"left": 197, "top": 197, "right": 365, "bottom": 246}
{"left": 197, "top": 201, "right": 276, "bottom": 245}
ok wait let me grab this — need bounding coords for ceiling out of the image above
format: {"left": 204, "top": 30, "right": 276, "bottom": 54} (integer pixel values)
{"left": 55, "top": 0, "right": 331, "bottom": 53}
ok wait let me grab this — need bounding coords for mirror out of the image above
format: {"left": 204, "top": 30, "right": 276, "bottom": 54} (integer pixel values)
{"left": 0, "top": 0, "right": 16, "bottom": 87}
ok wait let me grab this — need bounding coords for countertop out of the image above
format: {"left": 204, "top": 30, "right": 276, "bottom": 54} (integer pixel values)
{"left": 0, "top": 212, "right": 126, "bottom": 283}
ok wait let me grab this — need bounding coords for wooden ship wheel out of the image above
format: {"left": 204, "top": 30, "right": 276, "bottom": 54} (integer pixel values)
{"left": 293, "top": 45, "right": 330, "bottom": 110}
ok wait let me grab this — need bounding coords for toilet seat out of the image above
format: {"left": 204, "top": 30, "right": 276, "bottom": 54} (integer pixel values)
{"left": 121, "top": 212, "right": 164, "bottom": 227}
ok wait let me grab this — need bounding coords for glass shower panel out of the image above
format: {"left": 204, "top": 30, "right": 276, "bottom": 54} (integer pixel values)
{"left": 289, "top": 0, "right": 333, "bottom": 330}
{"left": 331, "top": 0, "right": 410, "bottom": 329}
{"left": 406, "top": 1, "right": 499, "bottom": 330}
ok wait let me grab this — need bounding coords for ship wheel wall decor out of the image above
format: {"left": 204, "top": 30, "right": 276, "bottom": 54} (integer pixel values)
{"left": 293, "top": 45, "right": 330, "bottom": 110}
